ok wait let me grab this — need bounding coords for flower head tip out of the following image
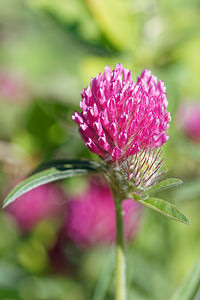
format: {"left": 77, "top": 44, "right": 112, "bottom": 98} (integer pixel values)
{"left": 73, "top": 64, "right": 170, "bottom": 164}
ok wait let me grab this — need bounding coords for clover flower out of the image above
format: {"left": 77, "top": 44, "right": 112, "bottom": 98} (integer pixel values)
{"left": 1, "top": 64, "right": 188, "bottom": 300}
{"left": 73, "top": 64, "right": 171, "bottom": 196}
{"left": 73, "top": 64, "right": 170, "bottom": 163}
{"left": 65, "top": 180, "right": 141, "bottom": 248}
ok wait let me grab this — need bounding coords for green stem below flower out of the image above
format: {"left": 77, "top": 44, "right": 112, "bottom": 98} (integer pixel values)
{"left": 115, "top": 199, "right": 126, "bottom": 300}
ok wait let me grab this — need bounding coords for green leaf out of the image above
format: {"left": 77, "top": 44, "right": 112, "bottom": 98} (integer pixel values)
{"left": 31, "top": 159, "right": 105, "bottom": 174}
{"left": 3, "top": 159, "right": 104, "bottom": 208}
{"left": 146, "top": 178, "right": 183, "bottom": 194}
{"left": 138, "top": 197, "right": 190, "bottom": 225}
{"left": 172, "top": 179, "right": 200, "bottom": 202}
{"left": 171, "top": 259, "right": 200, "bottom": 300}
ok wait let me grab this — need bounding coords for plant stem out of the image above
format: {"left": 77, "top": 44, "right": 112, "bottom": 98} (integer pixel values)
{"left": 115, "top": 199, "right": 126, "bottom": 300}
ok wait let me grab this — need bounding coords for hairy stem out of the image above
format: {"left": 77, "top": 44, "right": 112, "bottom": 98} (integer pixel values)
{"left": 115, "top": 199, "right": 126, "bottom": 300}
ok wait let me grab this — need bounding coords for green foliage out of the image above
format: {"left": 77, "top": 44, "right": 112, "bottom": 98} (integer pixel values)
{"left": 173, "top": 179, "right": 200, "bottom": 202}
{"left": 171, "top": 258, "right": 200, "bottom": 300}
{"left": 3, "top": 160, "right": 103, "bottom": 208}
{"left": 147, "top": 178, "right": 183, "bottom": 194}
{"left": 138, "top": 197, "right": 190, "bottom": 225}
{"left": 92, "top": 250, "right": 114, "bottom": 300}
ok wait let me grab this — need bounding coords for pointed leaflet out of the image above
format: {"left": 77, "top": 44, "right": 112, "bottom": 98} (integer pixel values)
{"left": 30, "top": 159, "right": 106, "bottom": 174}
{"left": 138, "top": 197, "right": 190, "bottom": 224}
{"left": 172, "top": 179, "right": 200, "bottom": 202}
{"left": 146, "top": 178, "right": 183, "bottom": 194}
{"left": 3, "top": 159, "right": 104, "bottom": 208}
{"left": 171, "top": 259, "right": 200, "bottom": 300}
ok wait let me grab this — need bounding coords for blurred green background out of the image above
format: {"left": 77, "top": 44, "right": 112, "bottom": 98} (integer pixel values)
{"left": 0, "top": 0, "right": 200, "bottom": 299}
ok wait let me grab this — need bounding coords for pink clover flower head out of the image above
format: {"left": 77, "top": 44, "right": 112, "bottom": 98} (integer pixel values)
{"left": 177, "top": 102, "right": 200, "bottom": 142}
{"left": 6, "top": 183, "right": 66, "bottom": 231}
{"left": 73, "top": 64, "right": 171, "bottom": 163}
{"left": 65, "top": 180, "right": 141, "bottom": 248}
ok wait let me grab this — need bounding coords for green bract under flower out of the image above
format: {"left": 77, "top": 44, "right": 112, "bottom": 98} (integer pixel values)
{"left": 105, "top": 148, "right": 165, "bottom": 200}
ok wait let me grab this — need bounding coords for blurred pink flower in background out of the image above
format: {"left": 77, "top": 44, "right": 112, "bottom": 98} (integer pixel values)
{"left": 6, "top": 183, "right": 66, "bottom": 231}
{"left": 65, "top": 180, "right": 141, "bottom": 248}
{"left": 0, "top": 70, "right": 29, "bottom": 102}
{"left": 177, "top": 102, "right": 200, "bottom": 142}
{"left": 5, "top": 178, "right": 141, "bottom": 248}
